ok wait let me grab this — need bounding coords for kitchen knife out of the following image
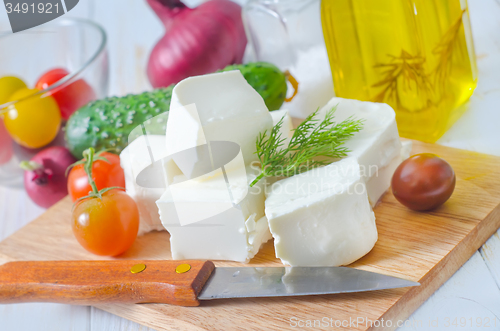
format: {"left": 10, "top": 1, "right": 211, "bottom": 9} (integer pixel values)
{"left": 0, "top": 260, "right": 419, "bottom": 306}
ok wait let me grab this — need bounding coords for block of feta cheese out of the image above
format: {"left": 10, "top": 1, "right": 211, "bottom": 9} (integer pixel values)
{"left": 401, "top": 140, "right": 413, "bottom": 160}
{"left": 265, "top": 158, "right": 377, "bottom": 266}
{"left": 156, "top": 167, "right": 272, "bottom": 262}
{"left": 270, "top": 109, "right": 294, "bottom": 150}
{"left": 120, "top": 135, "right": 182, "bottom": 235}
{"left": 166, "top": 70, "right": 273, "bottom": 177}
{"left": 318, "top": 97, "right": 402, "bottom": 206}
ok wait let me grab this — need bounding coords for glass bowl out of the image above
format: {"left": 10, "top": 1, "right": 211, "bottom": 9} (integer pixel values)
{"left": 0, "top": 18, "right": 109, "bottom": 188}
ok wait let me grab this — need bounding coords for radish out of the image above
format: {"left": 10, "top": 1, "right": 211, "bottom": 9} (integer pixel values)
{"left": 146, "top": 0, "right": 247, "bottom": 88}
{"left": 20, "top": 146, "right": 76, "bottom": 208}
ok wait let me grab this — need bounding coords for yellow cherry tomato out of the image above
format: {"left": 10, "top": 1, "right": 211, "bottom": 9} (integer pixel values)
{"left": 0, "top": 76, "right": 27, "bottom": 105}
{"left": 4, "top": 88, "right": 61, "bottom": 149}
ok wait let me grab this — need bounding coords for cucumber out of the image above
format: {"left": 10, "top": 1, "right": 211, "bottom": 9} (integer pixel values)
{"left": 66, "top": 62, "right": 288, "bottom": 158}
{"left": 65, "top": 88, "right": 172, "bottom": 158}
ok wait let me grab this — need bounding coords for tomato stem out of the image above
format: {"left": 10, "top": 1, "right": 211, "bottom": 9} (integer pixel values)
{"left": 82, "top": 148, "right": 99, "bottom": 196}
{"left": 71, "top": 148, "right": 126, "bottom": 205}
{"left": 66, "top": 149, "right": 114, "bottom": 176}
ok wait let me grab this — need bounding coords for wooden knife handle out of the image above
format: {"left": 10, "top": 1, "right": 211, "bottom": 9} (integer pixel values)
{"left": 0, "top": 260, "right": 215, "bottom": 306}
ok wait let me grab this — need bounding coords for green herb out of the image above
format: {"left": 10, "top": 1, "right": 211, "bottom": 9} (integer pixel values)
{"left": 372, "top": 10, "right": 466, "bottom": 109}
{"left": 433, "top": 9, "right": 467, "bottom": 89}
{"left": 371, "top": 50, "right": 433, "bottom": 110}
{"left": 250, "top": 106, "right": 363, "bottom": 187}
{"left": 65, "top": 148, "right": 114, "bottom": 176}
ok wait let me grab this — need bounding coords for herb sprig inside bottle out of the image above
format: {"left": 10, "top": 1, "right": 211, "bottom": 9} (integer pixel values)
{"left": 250, "top": 107, "right": 363, "bottom": 187}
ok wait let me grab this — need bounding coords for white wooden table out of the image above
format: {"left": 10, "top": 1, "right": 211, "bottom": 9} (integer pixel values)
{"left": 1, "top": 0, "right": 500, "bottom": 330}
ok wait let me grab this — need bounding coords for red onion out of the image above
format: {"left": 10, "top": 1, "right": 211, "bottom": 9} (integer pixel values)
{"left": 146, "top": 0, "right": 247, "bottom": 88}
{"left": 20, "top": 146, "right": 76, "bottom": 208}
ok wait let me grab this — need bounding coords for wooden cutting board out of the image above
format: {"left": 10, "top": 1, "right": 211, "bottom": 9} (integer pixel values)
{"left": 1, "top": 140, "right": 500, "bottom": 331}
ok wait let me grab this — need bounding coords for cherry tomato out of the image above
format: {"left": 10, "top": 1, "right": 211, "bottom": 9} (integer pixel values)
{"left": 0, "top": 76, "right": 27, "bottom": 105}
{"left": 35, "top": 68, "right": 96, "bottom": 120}
{"left": 3, "top": 88, "right": 61, "bottom": 149}
{"left": 0, "top": 76, "right": 25, "bottom": 163}
{"left": 68, "top": 152, "right": 125, "bottom": 202}
{"left": 72, "top": 189, "right": 139, "bottom": 256}
{"left": 391, "top": 153, "right": 456, "bottom": 211}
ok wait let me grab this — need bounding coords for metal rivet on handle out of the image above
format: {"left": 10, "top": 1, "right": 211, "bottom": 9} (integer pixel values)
{"left": 130, "top": 263, "right": 146, "bottom": 274}
{"left": 176, "top": 264, "right": 191, "bottom": 274}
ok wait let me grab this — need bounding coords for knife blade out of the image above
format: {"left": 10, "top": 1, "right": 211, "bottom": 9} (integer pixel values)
{"left": 198, "top": 265, "right": 419, "bottom": 300}
{"left": 0, "top": 260, "right": 418, "bottom": 306}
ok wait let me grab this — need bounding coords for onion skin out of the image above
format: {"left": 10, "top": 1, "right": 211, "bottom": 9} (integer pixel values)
{"left": 147, "top": 0, "right": 247, "bottom": 88}
{"left": 23, "top": 146, "right": 77, "bottom": 208}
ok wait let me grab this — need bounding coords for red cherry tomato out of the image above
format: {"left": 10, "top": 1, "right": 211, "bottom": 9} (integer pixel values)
{"left": 67, "top": 152, "right": 125, "bottom": 202}
{"left": 391, "top": 153, "right": 456, "bottom": 211}
{"left": 35, "top": 68, "right": 96, "bottom": 120}
{"left": 0, "top": 119, "right": 13, "bottom": 164}
{"left": 72, "top": 189, "right": 139, "bottom": 256}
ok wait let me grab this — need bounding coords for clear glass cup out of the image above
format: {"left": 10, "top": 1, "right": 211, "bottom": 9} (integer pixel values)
{"left": 0, "top": 18, "right": 109, "bottom": 187}
{"left": 243, "top": 0, "right": 335, "bottom": 119}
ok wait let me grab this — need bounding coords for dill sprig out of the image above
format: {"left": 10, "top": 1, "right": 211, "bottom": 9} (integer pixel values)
{"left": 371, "top": 10, "right": 466, "bottom": 110}
{"left": 250, "top": 107, "right": 363, "bottom": 187}
{"left": 433, "top": 9, "right": 466, "bottom": 89}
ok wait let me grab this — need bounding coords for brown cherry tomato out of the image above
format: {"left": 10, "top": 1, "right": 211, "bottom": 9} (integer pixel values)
{"left": 72, "top": 189, "right": 139, "bottom": 256}
{"left": 391, "top": 153, "right": 455, "bottom": 211}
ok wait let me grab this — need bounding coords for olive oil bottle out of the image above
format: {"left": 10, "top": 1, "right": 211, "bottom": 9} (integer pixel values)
{"left": 321, "top": 0, "right": 477, "bottom": 142}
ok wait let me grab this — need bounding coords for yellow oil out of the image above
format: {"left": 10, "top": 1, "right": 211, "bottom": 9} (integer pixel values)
{"left": 321, "top": 0, "right": 477, "bottom": 142}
